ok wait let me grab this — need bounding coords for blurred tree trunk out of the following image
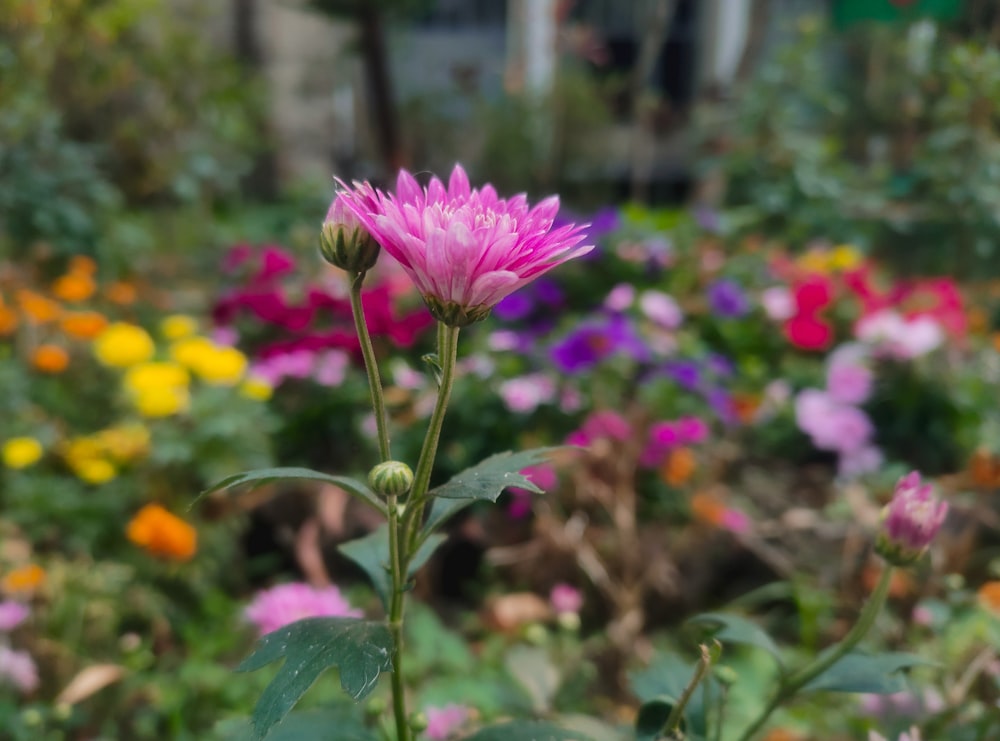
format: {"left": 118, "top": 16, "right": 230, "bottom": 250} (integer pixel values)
{"left": 233, "top": 0, "right": 279, "bottom": 199}
{"left": 357, "top": 2, "right": 404, "bottom": 176}
{"left": 629, "top": 0, "right": 677, "bottom": 204}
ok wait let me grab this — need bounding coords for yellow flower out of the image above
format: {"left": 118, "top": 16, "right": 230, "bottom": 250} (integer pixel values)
{"left": 171, "top": 338, "right": 247, "bottom": 386}
{"left": 1, "top": 564, "right": 46, "bottom": 595}
{"left": 2, "top": 437, "right": 43, "bottom": 469}
{"left": 240, "top": 376, "right": 273, "bottom": 402}
{"left": 829, "top": 244, "right": 862, "bottom": 271}
{"left": 73, "top": 458, "right": 117, "bottom": 485}
{"left": 796, "top": 250, "right": 831, "bottom": 274}
{"left": 94, "top": 424, "right": 151, "bottom": 462}
{"left": 134, "top": 386, "right": 190, "bottom": 417}
{"left": 160, "top": 314, "right": 198, "bottom": 340}
{"left": 123, "top": 362, "right": 189, "bottom": 394}
{"left": 93, "top": 323, "right": 155, "bottom": 367}
{"left": 127, "top": 504, "right": 197, "bottom": 561}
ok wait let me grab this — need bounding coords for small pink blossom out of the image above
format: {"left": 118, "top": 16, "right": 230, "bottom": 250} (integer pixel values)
{"left": 676, "top": 416, "right": 709, "bottom": 445}
{"left": 877, "top": 471, "right": 948, "bottom": 564}
{"left": 336, "top": 164, "right": 592, "bottom": 326}
{"left": 508, "top": 465, "right": 558, "bottom": 519}
{"left": 0, "top": 646, "right": 38, "bottom": 693}
{"left": 424, "top": 704, "right": 471, "bottom": 740}
{"left": 761, "top": 286, "right": 795, "bottom": 321}
{"left": 0, "top": 601, "right": 29, "bottom": 632}
{"left": 604, "top": 283, "right": 635, "bottom": 312}
{"left": 313, "top": 349, "right": 350, "bottom": 387}
{"left": 245, "top": 582, "right": 362, "bottom": 637}
{"left": 857, "top": 310, "right": 943, "bottom": 358}
{"left": 720, "top": 508, "right": 751, "bottom": 535}
{"left": 550, "top": 583, "right": 583, "bottom": 615}
{"left": 499, "top": 374, "right": 557, "bottom": 414}
{"left": 639, "top": 290, "right": 683, "bottom": 329}
{"left": 568, "top": 410, "right": 632, "bottom": 448}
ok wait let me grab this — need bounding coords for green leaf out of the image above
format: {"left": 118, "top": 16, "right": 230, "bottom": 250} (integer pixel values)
{"left": 461, "top": 720, "right": 596, "bottom": 740}
{"left": 339, "top": 526, "right": 447, "bottom": 610}
{"left": 432, "top": 447, "right": 568, "bottom": 502}
{"left": 421, "top": 495, "right": 473, "bottom": 537}
{"left": 197, "top": 467, "right": 386, "bottom": 515}
{"left": 804, "top": 651, "right": 934, "bottom": 694}
{"left": 687, "top": 613, "right": 784, "bottom": 668}
{"left": 236, "top": 617, "right": 392, "bottom": 741}
{"left": 214, "top": 708, "right": 377, "bottom": 741}
{"left": 635, "top": 697, "right": 676, "bottom": 741}
{"left": 629, "top": 653, "right": 715, "bottom": 738}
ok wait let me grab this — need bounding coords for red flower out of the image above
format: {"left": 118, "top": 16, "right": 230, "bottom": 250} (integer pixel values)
{"left": 793, "top": 274, "right": 834, "bottom": 313}
{"left": 785, "top": 313, "right": 833, "bottom": 351}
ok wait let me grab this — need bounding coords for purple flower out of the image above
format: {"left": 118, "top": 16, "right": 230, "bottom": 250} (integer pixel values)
{"left": 877, "top": 471, "right": 948, "bottom": 565}
{"left": 706, "top": 353, "right": 734, "bottom": 377}
{"left": 245, "top": 582, "right": 363, "bottom": 637}
{"left": 707, "top": 279, "right": 750, "bottom": 318}
{"left": 0, "top": 646, "right": 38, "bottom": 693}
{"left": 424, "top": 704, "right": 471, "bottom": 740}
{"left": 705, "top": 387, "right": 738, "bottom": 425}
{"left": 493, "top": 292, "right": 534, "bottom": 321}
{"left": 0, "top": 601, "right": 29, "bottom": 632}
{"left": 663, "top": 360, "right": 701, "bottom": 390}
{"left": 550, "top": 314, "right": 649, "bottom": 373}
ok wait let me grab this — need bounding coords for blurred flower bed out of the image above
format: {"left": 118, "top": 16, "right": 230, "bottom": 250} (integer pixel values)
{"left": 5, "top": 198, "right": 999, "bottom": 738}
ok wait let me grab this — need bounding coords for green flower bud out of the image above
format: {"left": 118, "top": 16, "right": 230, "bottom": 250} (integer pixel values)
{"left": 368, "top": 460, "right": 414, "bottom": 498}
{"left": 408, "top": 712, "right": 428, "bottom": 734}
{"left": 320, "top": 196, "right": 380, "bottom": 274}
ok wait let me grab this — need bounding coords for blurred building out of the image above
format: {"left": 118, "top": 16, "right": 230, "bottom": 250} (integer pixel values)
{"left": 227, "top": 0, "right": 823, "bottom": 191}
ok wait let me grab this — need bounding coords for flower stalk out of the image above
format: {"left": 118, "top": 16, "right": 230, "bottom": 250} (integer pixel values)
{"left": 349, "top": 271, "right": 391, "bottom": 462}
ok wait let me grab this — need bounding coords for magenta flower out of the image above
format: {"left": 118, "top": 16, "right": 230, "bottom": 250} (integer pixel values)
{"left": 550, "top": 583, "right": 583, "bottom": 615}
{"left": 244, "top": 582, "right": 363, "bottom": 636}
{"left": 424, "top": 704, "right": 471, "bottom": 740}
{"left": 876, "top": 472, "right": 948, "bottom": 566}
{"left": 336, "top": 164, "right": 593, "bottom": 326}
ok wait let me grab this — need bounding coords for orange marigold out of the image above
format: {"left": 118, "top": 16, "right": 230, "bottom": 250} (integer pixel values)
{"left": 16, "top": 290, "right": 60, "bottom": 323}
{"left": 31, "top": 344, "right": 70, "bottom": 373}
{"left": 977, "top": 581, "right": 1000, "bottom": 615}
{"left": 51, "top": 272, "right": 96, "bottom": 302}
{"left": 61, "top": 311, "right": 108, "bottom": 340}
{"left": 661, "top": 447, "right": 697, "bottom": 487}
{"left": 105, "top": 281, "right": 137, "bottom": 305}
{"left": 1, "top": 564, "right": 46, "bottom": 595}
{"left": 68, "top": 256, "right": 97, "bottom": 276}
{"left": 690, "top": 491, "right": 727, "bottom": 527}
{"left": 126, "top": 504, "right": 197, "bottom": 561}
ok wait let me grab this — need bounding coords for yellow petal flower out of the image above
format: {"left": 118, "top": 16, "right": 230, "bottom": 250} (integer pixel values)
{"left": 93, "top": 323, "right": 155, "bottom": 367}
{"left": 2, "top": 437, "right": 43, "bottom": 469}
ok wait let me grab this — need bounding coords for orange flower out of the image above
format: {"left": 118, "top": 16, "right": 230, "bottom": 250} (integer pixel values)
{"left": 977, "top": 581, "right": 1000, "bottom": 615}
{"left": 16, "top": 290, "right": 60, "bottom": 323}
{"left": 762, "top": 730, "right": 801, "bottom": 741}
{"left": 967, "top": 307, "right": 989, "bottom": 335}
{"left": 969, "top": 448, "right": 1000, "bottom": 488}
{"left": 126, "top": 504, "right": 197, "bottom": 561}
{"left": 105, "top": 281, "right": 137, "bottom": 305}
{"left": 690, "top": 491, "right": 727, "bottom": 527}
{"left": 51, "top": 272, "right": 96, "bottom": 302}
{"left": 0, "top": 305, "right": 18, "bottom": 335}
{"left": 661, "top": 447, "right": 697, "bottom": 487}
{"left": 1, "top": 564, "right": 46, "bottom": 595}
{"left": 32, "top": 344, "right": 70, "bottom": 373}
{"left": 732, "top": 393, "right": 761, "bottom": 424}
{"left": 68, "top": 256, "right": 98, "bottom": 276}
{"left": 993, "top": 333, "right": 1000, "bottom": 354}
{"left": 61, "top": 311, "right": 108, "bottom": 340}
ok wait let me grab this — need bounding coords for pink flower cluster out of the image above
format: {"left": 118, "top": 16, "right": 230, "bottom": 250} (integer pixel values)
{"left": 549, "top": 583, "right": 583, "bottom": 615}
{"left": 244, "top": 582, "right": 363, "bottom": 637}
{"left": 856, "top": 310, "right": 943, "bottom": 359}
{"left": 795, "top": 343, "right": 881, "bottom": 478}
{"left": 565, "top": 410, "right": 632, "bottom": 448}
{"left": 639, "top": 416, "right": 709, "bottom": 467}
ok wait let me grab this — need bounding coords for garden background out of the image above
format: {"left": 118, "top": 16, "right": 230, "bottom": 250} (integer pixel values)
{"left": 2, "top": 0, "right": 1000, "bottom": 739}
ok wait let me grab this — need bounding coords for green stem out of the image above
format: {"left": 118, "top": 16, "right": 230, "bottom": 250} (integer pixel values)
{"left": 403, "top": 324, "right": 460, "bottom": 551}
{"left": 349, "top": 271, "right": 391, "bottom": 462}
{"left": 387, "top": 494, "right": 409, "bottom": 741}
{"left": 664, "top": 644, "right": 713, "bottom": 738}
{"left": 736, "top": 566, "right": 895, "bottom": 741}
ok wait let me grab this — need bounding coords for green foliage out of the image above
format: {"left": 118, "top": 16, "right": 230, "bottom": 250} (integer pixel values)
{"left": 338, "top": 527, "right": 446, "bottom": 610}
{"left": 461, "top": 720, "right": 597, "bottom": 741}
{"left": 201, "top": 468, "right": 386, "bottom": 515}
{"left": 803, "top": 651, "right": 934, "bottom": 694}
{"left": 431, "top": 448, "right": 565, "bottom": 502}
{"left": 237, "top": 618, "right": 393, "bottom": 741}
{"left": 686, "top": 613, "right": 785, "bottom": 669}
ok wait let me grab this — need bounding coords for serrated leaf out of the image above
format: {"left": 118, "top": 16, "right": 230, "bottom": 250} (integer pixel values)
{"left": 236, "top": 618, "right": 392, "bottom": 741}
{"left": 803, "top": 651, "right": 934, "bottom": 694}
{"left": 421, "top": 495, "right": 474, "bottom": 537}
{"left": 196, "top": 467, "right": 386, "bottom": 515}
{"left": 460, "top": 720, "right": 596, "bottom": 740}
{"left": 635, "top": 696, "right": 676, "bottom": 741}
{"left": 339, "top": 525, "right": 447, "bottom": 610}
{"left": 432, "top": 448, "right": 567, "bottom": 502}
{"left": 687, "top": 613, "right": 784, "bottom": 668}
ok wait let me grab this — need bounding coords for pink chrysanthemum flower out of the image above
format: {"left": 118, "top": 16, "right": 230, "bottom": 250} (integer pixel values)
{"left": 876, "top": 471, "right": 948, "bottom": 566}
{"left": 244, "top": 582, "right": 363, "bottom": 637}
{"left": 424, "top": 704, "right": 472, "bottom": 740}
{"left": 336, "top": 164, "right": 593, "bottom": 326}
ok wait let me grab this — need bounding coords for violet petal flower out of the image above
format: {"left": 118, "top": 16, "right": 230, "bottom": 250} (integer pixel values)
{"left": 707, "top": 279, "right": 751, "bottom": 318}
{"left": 550, "top": 314, "right": 649, "bottom": 373}
{"left": 336, "top": 165, "right": 593, "bottom": 326}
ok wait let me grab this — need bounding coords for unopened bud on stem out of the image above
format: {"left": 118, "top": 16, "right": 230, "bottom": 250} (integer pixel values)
{"left": 368, "top": 460, "right": 414, "bottom": 498}
{"left": 320, "top": 195, "right": 380, "bottom": 273}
